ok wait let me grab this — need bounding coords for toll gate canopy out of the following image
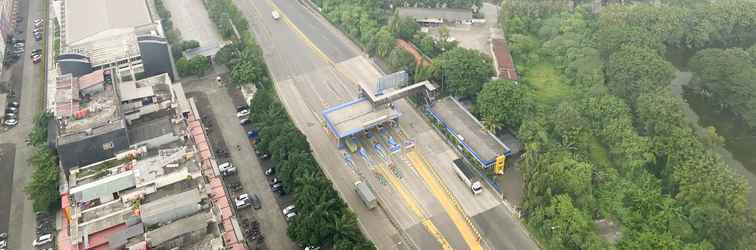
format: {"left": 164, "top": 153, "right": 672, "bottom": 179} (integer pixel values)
{"left": 323, "top": 98, "right": 401, "bottom": 139}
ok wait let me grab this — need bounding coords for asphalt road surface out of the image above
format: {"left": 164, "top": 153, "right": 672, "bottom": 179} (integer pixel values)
{"left": 0, "top": 0, "right": 49, "bottom": 249}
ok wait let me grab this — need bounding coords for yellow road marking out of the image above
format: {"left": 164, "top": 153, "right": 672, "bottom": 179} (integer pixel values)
{"left": 407, "top": 151, "right": 483, "bottom": 250}
{"left": 378, "top": 165, "right": 452, "bottom": 250}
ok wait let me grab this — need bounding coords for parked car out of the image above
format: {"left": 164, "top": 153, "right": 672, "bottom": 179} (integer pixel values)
{"left": 239, "top": 118, "right": 251, "bottom": 125}
{"left": 271, "top": 183, "right": 283, "bottom": 192}
{"left": 33, "top": 18, "right": 43, "bottom": 24}
{"left": 5, "top": 107, "right": 17, "bottom": 113}
{"left": 282, "top": 205, "right": 296, "bottom": 215}
{"left": 13, "top": 42, "right": 24, "bottom": 48}
{"left": 8, "top": 101, "right": 18, "bottom": 108}
{"left": 270, "top": 178, "right": 281, "bottom": 187}
{"left": 235, "top": 194, "right": 251, "bottom": 209}
{"left": 236, "top": 109, "right": 250, "bottom": 118}
{"left": 219, "top": 162, "right": 236, "bottom": 176}
{"left": 236, "top": 105, "right": 249, "bottom": 112}
{"left": 250, "top": 194, "right": 262, "bottom": 209}
{"left": 32, "top": 54, "right": 41, "bottom": 64}
{"left": 264, "top": 167, "right": 274, "bottom": 176}
{"left": 32, "top": 233, "right": 52, "bottom": 246}
{"left": 32, "top": 48, "right": 42, "bottom": 55}
{"left": 0, "top": 232, "right": 6, "bottom": 239}
{"left": 285, "top": 212, "right": 296, "bottom": 221}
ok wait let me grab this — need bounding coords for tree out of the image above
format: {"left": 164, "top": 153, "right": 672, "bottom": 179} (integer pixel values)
{"left": 176, "top": 56, "right": 211, "bottom": 77}
{"left": 25, "top": 147, "right": 60, "bottom": 212}
{"left": 387, "top": 48, "right": 415, "bottom": 73}
{"left": 702, "top": 126, "right": 725, "bottom": 147}
{"left": 370, "top": 27, "right": 395, "bottom": 58}
{"left": 180, "top": 40, "right": 200, "bottom": 51}
{"left": 476, "top": 80, "right": 534, "bottom": 129}
{"left": 389, "top": 14, "right": 418, "bottom": 40}
{"left": 529, "top": 195, "right": 604, "bottom": 250}
{"left": 605, "top": 45, "right": 675, "bottom": 104}
{"left": 434, "top": 47, "right": 494, "bottom": 98}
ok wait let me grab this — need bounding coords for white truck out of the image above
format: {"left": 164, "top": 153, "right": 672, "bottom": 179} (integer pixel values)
{"left": 453, "top": 159, "right": 483, "bottom": 195}
{"left": 354, "top": 181, "right": 377, "bottom": 209}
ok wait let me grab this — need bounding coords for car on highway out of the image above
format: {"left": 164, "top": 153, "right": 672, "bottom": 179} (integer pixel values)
{"left": 32, "top": 233, "right": 52, "bottom": 246}
{"left": 272, "top": 10, "right": 280, "bottom": 20}
{"left": 236, "top": 109, "right": 249, "bottom": 118}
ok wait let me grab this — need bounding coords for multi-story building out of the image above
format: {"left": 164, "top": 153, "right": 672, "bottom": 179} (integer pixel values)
{"left": 56, "top": 0, "right": 173, "bottom": 80}
{"left": 52, "top": 71, "right": 178, "bottom": 172}
{"left": 57, "top": 83, "right": 246, "bottom": 250}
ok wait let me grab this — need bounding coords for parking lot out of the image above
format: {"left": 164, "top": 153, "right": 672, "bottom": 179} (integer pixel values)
{"left": 0, "top": 143, "right": 15, "bottom": 237}
{"left": 183, "top": 76, "right": 297, "bottom": 249}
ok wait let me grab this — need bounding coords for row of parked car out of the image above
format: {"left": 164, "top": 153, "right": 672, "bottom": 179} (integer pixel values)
{"left": 5, "top": 18, "right": 44, "bottom": 65}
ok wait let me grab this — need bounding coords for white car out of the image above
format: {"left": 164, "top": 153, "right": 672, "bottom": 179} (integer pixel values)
{"left": 3, "top": 119, "right": 18, "bottom": 127}
{"left": 218, "top": 162, "right": 236, "bottom": 175}
{"left": 235, "top": 193, "right": 251, "bottom": 209}
{"left": 282, "top": 204, "right": 295, "bottom": 215}
{"left": 272, "top": 10, "right": 280, "bottom": 20}
{"left": 236, "top": 109, "right": 250, "bottom": 118}
{"left": 32, "top": 233, "right": 52, "bottom": 246}
{"left": 285, "top": 212, "right": 296, "bottom": 221}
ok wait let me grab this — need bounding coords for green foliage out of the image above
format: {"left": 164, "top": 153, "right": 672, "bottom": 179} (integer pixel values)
{"left": 476, "top": 79, "right": 534, "bottom": 129}
{"left": 176, "top": 56, "right": 211, "bottom": 77}
{"left": 522, "top": 63, "right": 570, "bottom": 105}
{"left": 386, "top": 47, "right": 415, "bottom": 73}
{"left": 605, "top": 45, "right": 675, "bottom": 104}
{"left": 388, "top": 14, "right": 418, "bottom": 40}
{"left": 433, "top": 47, "right": 494, "bottom": 98}
{"left": 248, "top": 90, "right": 374, "bottom": 249}
{"left": 25, "top": 147, "right": 60, "bottom": 213}
{"left": 180, "top": 40, "right": 200, "bottom": 51}
{"left": 688, "top": 48, "right": 756, "bottom": 127}
{"left": 28, "top": 112, "right": 52, "bottom": 146}
{"left": 370, "top": 27, "right": 395, "bottom": 58}
{"left": 205, "top": 0, "right": 248, "bottom": 39}
{"left": 529, "top": 195, "right": 605, "bottom": 250}
{"left": 316, "top": 0, "right": 384, "bottom": 47}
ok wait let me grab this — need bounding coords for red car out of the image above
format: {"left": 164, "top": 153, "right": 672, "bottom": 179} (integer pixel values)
{"left": 32, "top": 54, "right": 41, "bottom": 64}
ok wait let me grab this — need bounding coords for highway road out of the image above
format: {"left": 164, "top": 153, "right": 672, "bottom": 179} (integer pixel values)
{"left": 235, "top": 0, "right": 539, "bottom": 249}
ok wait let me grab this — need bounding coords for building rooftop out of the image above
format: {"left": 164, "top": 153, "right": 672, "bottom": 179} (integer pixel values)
{"left": 55, "top": 74, "right": 81, "bottom": 119}
{"left": 63, "top": 0, "right": 153, "bottom": 46}
{"left": 147, "top": 212, "right": 211, "bottom": 247}
{"left": 430, "top": 97, "right": 510, "bottom": 166}
{"left": 492, "top": 39, "right": 519, "bottom": 81}
{"left": 57, "top": 79, "right": 123, "bottom": 141}
{"left": 323, "top": 98, "right": 402, "bottom": 139}
{"left": 127, "top": 114, "right": 175, "bottom": 144}
{"left": 397, "top": 7, "right": 473, "bottom": 22}
{"left": 79, "top": 69, "right": 106, "bottom": 90}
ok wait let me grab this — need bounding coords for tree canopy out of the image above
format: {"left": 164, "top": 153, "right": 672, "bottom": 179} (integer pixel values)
{"left": 433, "top": 47, "right": 494, "bottom": 98}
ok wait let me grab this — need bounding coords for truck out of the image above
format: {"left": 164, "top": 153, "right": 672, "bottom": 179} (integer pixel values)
{"left": 354, "top": 181, "right": 378, "bottom": 209}
{"left": 452, "top": 159, "right": 483, "bottom": 195}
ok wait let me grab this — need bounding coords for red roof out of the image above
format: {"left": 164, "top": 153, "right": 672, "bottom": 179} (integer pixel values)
{"left": 86, "top": 223, "right": 127, "bottom": 249}
{"left": 492, "top": 39, "right": 519, "bottom": 81}
{"left": 78, "top": 70, "right": 105, "bottom": 90}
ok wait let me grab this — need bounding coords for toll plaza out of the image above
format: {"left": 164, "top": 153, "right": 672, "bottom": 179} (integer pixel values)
{"left": 426, "top": 96, "right": 512, "bottom": 173}
{"left": 323, "top": 71, "right": 437, "bottom": 150}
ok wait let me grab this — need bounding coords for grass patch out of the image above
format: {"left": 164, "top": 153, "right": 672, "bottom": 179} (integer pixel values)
{"left": 524, "top": 63, "right": 570, "bottom": 105}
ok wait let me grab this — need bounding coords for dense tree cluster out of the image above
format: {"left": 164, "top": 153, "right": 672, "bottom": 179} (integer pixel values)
{"left": 176, "top": 56, "right": 211, "bottom": 77}
{"left": 499, "top": 0, "right": 756, "bottom": 248}
{"left": 433, "top": 47, "right": 494, "bottom": 98}
{"left": 25, "top": 112, "right": 60, "bottom": 213}
{"left": 205, "top": 0, "right": 249, "bottom": 39}
{"left": 688, "top": 48, "right": 756, "bottom": 128}
{"left": 248, "top": 89, "right": 375, "bottom": 249}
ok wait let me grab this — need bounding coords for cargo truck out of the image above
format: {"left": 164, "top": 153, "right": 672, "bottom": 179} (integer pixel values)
{"left": 453, "top": 159, "right": 483, "bottom": 195}
{"left": 354, "top": 181, "right": 378, "bottom": 209}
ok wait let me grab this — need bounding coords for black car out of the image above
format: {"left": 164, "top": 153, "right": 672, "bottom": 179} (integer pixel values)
{"left": 32, "top": 48, "right": 42, "bottom": 55}
{"left": 250, "top": 194, "right": 262, "bottom": 210}
{"left": 236, "top": 105, "right": 249, "bottom": 112}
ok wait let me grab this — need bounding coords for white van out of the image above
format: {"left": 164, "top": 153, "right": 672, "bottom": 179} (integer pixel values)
{"left": 272, "top": 10, "right": 280, "bottom": 20}
{"left": 32, "top": 233, "right": 52, "bottom": 246}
